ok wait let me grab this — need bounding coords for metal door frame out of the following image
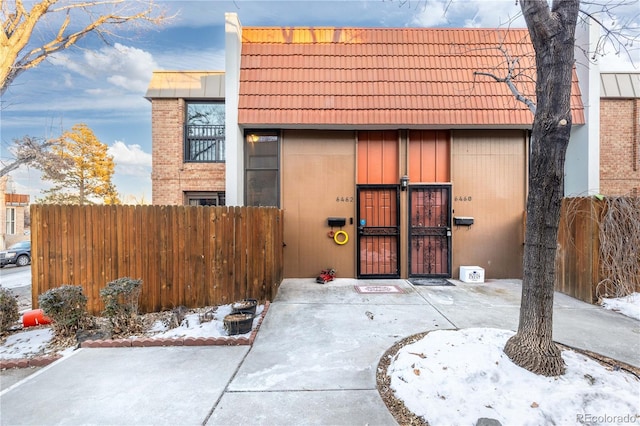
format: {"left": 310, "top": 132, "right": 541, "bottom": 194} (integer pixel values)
{"left": 356, "top": 185, "right": 401, "bottom": 278}
{"left": 408, "top": 184, "right": 452, "bottom": 278}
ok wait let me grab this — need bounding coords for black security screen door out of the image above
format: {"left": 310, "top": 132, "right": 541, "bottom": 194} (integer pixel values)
{"left": 408, "top": 185, "right": 451, "bottom": 277}
{"left": 357, "top": 185, "right": 400, "bottom": 278}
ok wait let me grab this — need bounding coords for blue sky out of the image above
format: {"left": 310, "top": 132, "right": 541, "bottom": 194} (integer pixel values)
{"left": 1, "top": 0, "right": 638, "bottom": 203}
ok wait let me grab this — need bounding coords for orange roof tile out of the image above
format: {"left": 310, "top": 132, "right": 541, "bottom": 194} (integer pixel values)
{"left": 239, "top": 27, "right": 585, "bottom": 127}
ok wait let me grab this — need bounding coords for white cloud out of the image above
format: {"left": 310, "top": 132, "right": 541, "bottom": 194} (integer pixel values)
{"left": 107, "top": 141, "right": 153, "bottom": 201}
{"left": 411, "top": 0, "right": 449, "bottom": 27}
{"left": 51, "top": 43, "right": 158, "bottom": 93}
{"left": 108, "top": 141, "right": 152, "bottom": 168}
{"left": 412, "top": 1, "right": 524, "bottom": 28}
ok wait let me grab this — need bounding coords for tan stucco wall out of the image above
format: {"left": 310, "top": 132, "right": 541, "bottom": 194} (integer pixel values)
{"left": 451, "top": 130, "right": 527, "bottom": 279}
{"left": 281, "top": 130, "right": 357, "bottom": 278}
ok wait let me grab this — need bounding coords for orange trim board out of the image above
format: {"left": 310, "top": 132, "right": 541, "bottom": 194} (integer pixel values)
{"left": 354, "top": 285, "right": 404, "bottom": 294}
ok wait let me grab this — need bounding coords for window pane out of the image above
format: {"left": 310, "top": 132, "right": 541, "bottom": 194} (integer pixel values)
{"left": 187, "top": 103, "right": 225, "bottom": 125}
{"left": 246, "top": 139, "right": 277, "bottom": 169}
{"left": 246, "top": 170, "right": 278, "bottom": 207}
{"left": 5, "top": 208, "right": 16, "bottom": 235}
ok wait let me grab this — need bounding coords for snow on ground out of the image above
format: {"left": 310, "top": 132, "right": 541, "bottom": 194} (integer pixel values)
{"left": 0, "top": 327, "right": 55, "bottom": 359}
{"left": 388, "top": 328, "right": 640, "bottom": 426}
{"left": 146, "top": 304, "right": 264, "bottom": 339}
{"left": 601, "top": 292, "right": 640, "bottom": 321}
{"left": 0, "top": 304, "right": 264, "bottom": 360}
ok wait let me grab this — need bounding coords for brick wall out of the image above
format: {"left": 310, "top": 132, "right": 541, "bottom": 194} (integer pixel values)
{"left": 151, "top": 98, "right": 226, "bottom": 205}
{"left": 600, "top": 98, "right": 640, "bottom": 196}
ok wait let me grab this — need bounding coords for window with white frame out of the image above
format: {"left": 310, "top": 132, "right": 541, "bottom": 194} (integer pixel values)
{"left": 5, "top": 208, "right": 16, "bottom": 235}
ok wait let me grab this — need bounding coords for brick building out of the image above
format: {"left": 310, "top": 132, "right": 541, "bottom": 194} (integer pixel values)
{"left": 0, "top": 176, "right": 30, "bottom": 250}
{"left": 146, "top": 71, "right": 227, "bottom": 205}
{"left": 599, "top": 73, "right": 640, "bottom": 196}
{"left": 145, "top": 14, "right": 602, "bottom": 280}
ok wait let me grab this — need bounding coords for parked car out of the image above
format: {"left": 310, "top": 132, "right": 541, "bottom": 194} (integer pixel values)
{"left": 0, "top": 241, "right": 31, "bottom": 268}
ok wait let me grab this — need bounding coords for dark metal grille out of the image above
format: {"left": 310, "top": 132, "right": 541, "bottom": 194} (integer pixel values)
{"left": 184, "top": 124, "right": 225, "bottom": 162}
{"left": 357, "top": 186, "right": 400, "bottom": 278}
{"left": 409, "top": 186, "right": 451, "bottom": 277}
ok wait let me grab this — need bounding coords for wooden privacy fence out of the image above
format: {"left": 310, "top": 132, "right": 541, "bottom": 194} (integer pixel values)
{"left": 31, "top": 205, "right": 284, "bottom": 315}
{"left": 555, "top": 198, "right": 602, "bottom": 303}
{"left": 555, "top": 196, "right": 640, "bottom": 303}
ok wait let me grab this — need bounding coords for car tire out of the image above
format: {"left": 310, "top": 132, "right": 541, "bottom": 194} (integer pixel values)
{"left": 16, "top": 255, "right": 30, "bottom": 267}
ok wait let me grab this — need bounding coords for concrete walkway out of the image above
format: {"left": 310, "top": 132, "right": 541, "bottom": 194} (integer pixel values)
{"left": 1, "top": 279, "right": 638, "bottom": 425}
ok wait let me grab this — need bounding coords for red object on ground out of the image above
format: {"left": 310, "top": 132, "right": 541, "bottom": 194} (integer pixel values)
{"left": 316, "top": 268, "right": 336, "bottom": 284}
{"left": 22, "top": 309, "right": 52, "bottom": 327}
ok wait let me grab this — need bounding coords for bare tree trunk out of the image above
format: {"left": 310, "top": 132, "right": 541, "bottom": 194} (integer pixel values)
{"left": 503, "top": 0, "right": 580, "bottom": 376}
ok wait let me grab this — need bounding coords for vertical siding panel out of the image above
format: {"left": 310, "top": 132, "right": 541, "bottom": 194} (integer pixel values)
{"left": 131, "top": 206, "right": 143, "bottom": 306}
{"left": 86, "top": 206, "right": 99, "bottom": 314}
{"left": 138, "top": 205, "right": 150, "bottom": 312}
{"left": 213, "top": 207, "right": 224, "bottom": 304}
{"left": 196, "top": 206, "right": 206, "bottom": 307}
{"left": 158, "top": 205, "right": 169, "bottom": 310}
{"left": 150, "top": 205, "right": 161, "bottom": 312}
{"left": 104, "top": 206, "right": 114, "bottom": 286}
{"left": 60, "top": 205, "right": 70, "bottom": 284}
{"left": 177, "top": 206, "right": 187, "bottom": 308}
{"left": 234, "top": 207, "right": 246, "bottom": 301}
{"left": 31, "top": 206, "right": 41, "bottom": 308}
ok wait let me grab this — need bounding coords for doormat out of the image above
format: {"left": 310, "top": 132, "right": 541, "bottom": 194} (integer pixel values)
{"left": 354, "top": 285, "right": 404, "bottom": 294}
{"left": 408, "top": 278, "right": 455, "bottom": 286}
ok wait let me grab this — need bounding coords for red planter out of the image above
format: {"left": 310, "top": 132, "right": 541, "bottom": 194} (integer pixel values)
{"left": 22, "top": 309, "right": 52, "bottom": 327}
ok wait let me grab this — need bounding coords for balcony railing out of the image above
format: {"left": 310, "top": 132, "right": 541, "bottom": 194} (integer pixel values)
{"left": 184, "top": 124, "right": 225, "bottom": 162}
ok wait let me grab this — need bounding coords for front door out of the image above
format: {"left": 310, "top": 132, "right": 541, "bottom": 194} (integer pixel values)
{"left": 357, "top": 185, "right": 400, "bottom": 278}
{"left": 408, "top": 185, "right": 452, "bottom": 277}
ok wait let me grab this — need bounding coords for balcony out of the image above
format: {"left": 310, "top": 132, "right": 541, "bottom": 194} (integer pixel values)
{"left": 184, "top": 124, "right": 225, "bottom": 162}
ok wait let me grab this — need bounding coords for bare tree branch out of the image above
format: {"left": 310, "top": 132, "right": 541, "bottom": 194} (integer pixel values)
{"left": 1, "top": 0, "right": 171, "bottom": 96}
{"left": 0, "top": 135, "right": 71, "bottom": 178}
{"left": 473, "top": 44, "right": 538, "bottom": 114}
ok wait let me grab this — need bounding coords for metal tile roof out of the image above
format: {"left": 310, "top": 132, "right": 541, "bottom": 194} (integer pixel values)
{"left": 145, "top": 71, "right": 225, "bottom": 100}
{"left": 600, "top": 73, "right": 640, "bottom": 98}
{"left": 239, "top": 27, "right": 585, "bottom": 127}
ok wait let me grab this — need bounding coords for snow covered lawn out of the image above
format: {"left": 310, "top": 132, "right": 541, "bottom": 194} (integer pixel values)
{"left": 602, "top": 292, "right": 640, "bottom": 321}
{"left": 387, "top": 328, "right": 639, "bottom": 425}
{"left": 0, "top": 304, "right": 265, "bottom": 360}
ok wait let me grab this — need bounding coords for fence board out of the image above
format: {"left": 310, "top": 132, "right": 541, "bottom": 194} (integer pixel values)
{"left": 31, "top": 205, "right": 284, "bottom": 315}
{"left": 555, "top": 198, "right": 603, "bottom": 303}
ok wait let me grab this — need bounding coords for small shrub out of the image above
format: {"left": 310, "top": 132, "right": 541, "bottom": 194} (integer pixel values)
{"left": 38, "top": 285, "right": 89, "bottom": 338}
{"left": 0, "top": 287, "right": 19, "bottom": 333}
{"left": 100, "top": 277, "right": 143, "bottom": 336}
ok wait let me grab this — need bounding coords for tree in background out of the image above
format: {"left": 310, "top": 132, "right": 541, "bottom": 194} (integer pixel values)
{"left": 0, "top": 135, "right": 70, "bottom": 178}
{"left": 1, "top": 0, "right": 168, "bottom": 96}
{"left": 40, "top": 123, "right": 119, "bottom": 205}
{"left": 1, "top": 1, "right": 168, "bottom": 179}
